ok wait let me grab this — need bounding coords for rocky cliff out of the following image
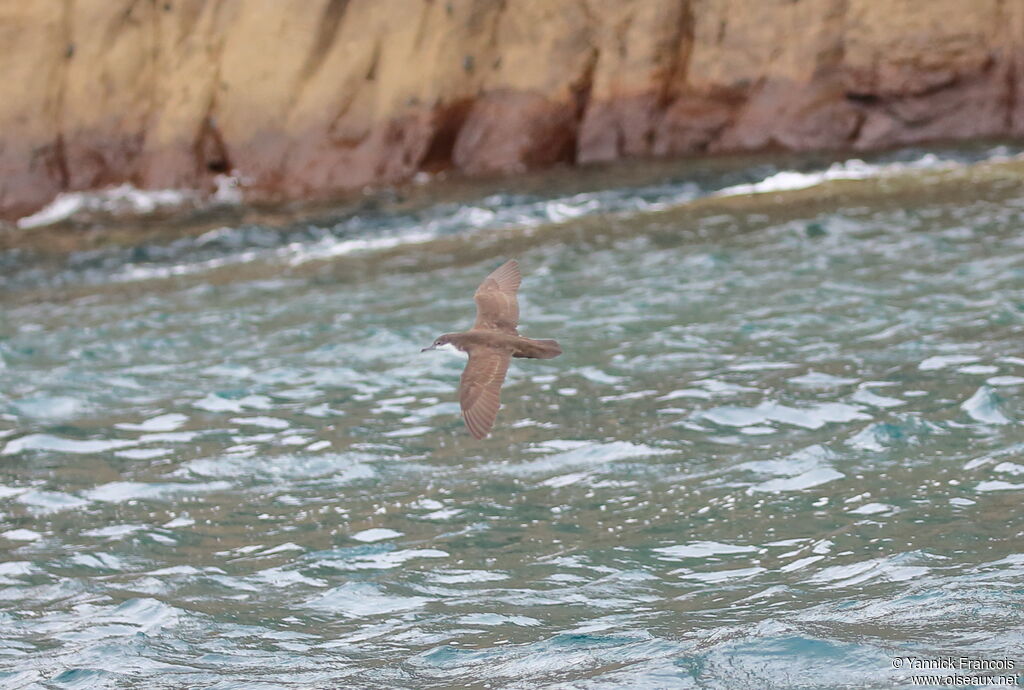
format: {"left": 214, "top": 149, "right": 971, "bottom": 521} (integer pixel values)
{"left": 3, "top": 0, "right": 1023, "bottom": 219}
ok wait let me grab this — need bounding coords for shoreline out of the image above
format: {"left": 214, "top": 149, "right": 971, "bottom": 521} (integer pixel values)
{"left": 4, "top": 148, "right": 1024, "bottom": 303}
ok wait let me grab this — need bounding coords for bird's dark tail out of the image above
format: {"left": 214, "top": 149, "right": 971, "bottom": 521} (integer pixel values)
{"left": 515, "top": 338, "right": 562, "bottom": 359}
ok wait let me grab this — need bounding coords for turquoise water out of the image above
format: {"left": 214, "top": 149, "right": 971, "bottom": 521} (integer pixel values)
{"left": 1, "top": 150, "right": 1023, "bottom": 688}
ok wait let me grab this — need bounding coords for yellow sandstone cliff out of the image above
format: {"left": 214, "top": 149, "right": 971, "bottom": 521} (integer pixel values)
{"left": 2, "top": 0, "right": 1023, "bottom": 219}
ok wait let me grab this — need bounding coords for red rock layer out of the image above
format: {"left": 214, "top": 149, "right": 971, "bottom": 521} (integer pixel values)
{"left": 1, "top": 0, "right": 1023, "bottom": 219}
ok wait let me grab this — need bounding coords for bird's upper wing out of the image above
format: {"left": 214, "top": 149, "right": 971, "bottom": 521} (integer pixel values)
{"left": 473, "top": 259, "right": 521, "bottom": 334}
{"left": 459, "top": 346, "right": 511, "bottom": 440}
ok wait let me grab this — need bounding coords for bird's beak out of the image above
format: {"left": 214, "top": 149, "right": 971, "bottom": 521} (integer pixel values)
{"left": 421, "top": 345, "right": 435, "bottom": 352}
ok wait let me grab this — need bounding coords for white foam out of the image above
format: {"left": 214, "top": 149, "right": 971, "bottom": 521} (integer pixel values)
{"left": 657, "top": 388, "right": 712, "bottom": 401}
{"left": 987, "top": 375, "right": 1024, "bottom": 386}
{"left": 750, "top": 467, "right": 845, "bottom": 493}
{"left": 115, "top": 413, "right": 188, "bottom": 432}
{"left": 2, "top": 529, "right": 42, "bottom": 541}
{"left": 458, "top": 613, "right": 541, "bottom": 627}
{"left": 542, "top": 472, "right": 593, "bottom": 488}
{"left": 251, "top": 567, "right": 326, "bottom": 589}
{"left": 702, "top": 406, "right": 768, "bottom": 427}
{"left": 728, "top": 361, "right": 798, "bottom": 371}
{"left": 599, "top": 390, "right": 656, "bottom": 402}
{"left": 653, "top": 541, "right": 758, "bottom": 559}
{"left": 428, "top": 569, "right": 508, "bottom": 584}
{"left": 0, "top": 485, "right": 27, "bottom": 499}
{"left": 318, "top": 548, "right": 448, "bottom": 570}
{"left": 715, "top": 162, "right": 874, "bottom": 197}
{"left": 714, "top": 155, "right": 957, "bottom": 199}
{"left": 83, "top": 524, "right": 147, "bottom": 539}
{"left": 185, "top": 452, "right": 373, "bottom": 483}
{"left": 300, "top": 582, "right": 430, "bottom": 617}
{"left": 148, "top": 565, "right": 204, "bottom": 576}
{"left": 779, "top": 555, "right": 825, "bottom": 572}
{"left": 85, "top": 480, "right": 231, "bottom": 503}
{"left": 285, "top": 229, "right": 438, "bottom": 266}
{"left": 961, "top": 386, "right": 1011, "bottom": 425}
{"left": 762, "top": 402, "right": 869, "bottom": 429}
{"left": 788, "top": 372, "right": 858, "bottom": 387}
{"left": 17, "top": 490, "right": 88, "bottom": 513}
{"left": 576, "top": 367, "right": 623, "bottom": 385}
{"left": 976, "top": 480, "right": 1024, "bottom": 492}
{"left": 163, "top": 516, "right": 195, "bottom": 528}
{"left": 0, "top": 561, "right": 38, "bottom": 579}
{"left": 848, "top": 502, "right": 896, "bottom": 515}
{"left": 679, "top": 566, "right": 766, "bottom": 583}
{"left": 115, "top": 448, "right": 173, "bottom": 460}
{"left": 807, "top": 557, "right": 928, "bottom": 588}
{"left": 229, "top": 416, "right": 290, "bottom": 430}
{"left": 851, "top": 388, "right": 905, "bottom": 409}
{"left": 421, "top": 507, "right": 463, "bottom": 520}
{"left": 382, "top": 426, "right": 432, "bottom": 438}
{"left": 919, "top": 354, "right": 980, "bottom": 371}
{"left": 16, "top": 194, "right": 85, "bottom": 229}
{"left": 15, "top": 176, "right": 242, "bottom": 229}
{"left": 509, "top": 441, "right": 673, "bottom": 475}
{"left": 138, "top": 431, "right": 197, "bottom": 443}
{"left": 12, "top": 395, "right": 86, "bottom": 420}
{"left": 738, "top": 444, "right": 831, "bottom": 478}
{"left": 702, "top": 401, "right": 868, "bottom": 430}
{"left": 194, "top": 393, "right": 269, "bottom": 413}
{"left": 212, "top": 174, "right": 243, "bottom": 204}
{"left": 17, "top": 184, "right": 197, "bottom": 229}
{"left": 351, "top": 528, "right": 403, "bottom": 543}
{"left": 2, "top": 434, "right": 137, "bottom": 455}
{"left": 959, "top": 364, "right": 999, "bottom": 375}
{"left": 70, "top": 552, "right": 129, "bottom": 570}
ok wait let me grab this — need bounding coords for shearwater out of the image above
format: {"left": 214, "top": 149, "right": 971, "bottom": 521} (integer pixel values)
{"left": 421, "top": 259, "right": 562, "bottom": 439}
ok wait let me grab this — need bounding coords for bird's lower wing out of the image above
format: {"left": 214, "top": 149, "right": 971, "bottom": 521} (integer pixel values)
{"left": 459, "top": 347, "right": 511, "bottom": 439}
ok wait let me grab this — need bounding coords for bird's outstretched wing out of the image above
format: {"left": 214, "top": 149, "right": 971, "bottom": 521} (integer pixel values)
{"left": 459, "top": 346, "right": 511, "bottom": 439}
{"left": 473, "top": 259, "right": 521, "bottom": 334}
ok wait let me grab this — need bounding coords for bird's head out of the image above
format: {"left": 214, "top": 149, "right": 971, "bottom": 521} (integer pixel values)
{"left": 421, "top": 334, "right": 454, "bottom": 352}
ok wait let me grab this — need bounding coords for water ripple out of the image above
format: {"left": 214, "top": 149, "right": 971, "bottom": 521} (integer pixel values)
{"left": 2, "top": 149, "right": 1023, "bottom": 687}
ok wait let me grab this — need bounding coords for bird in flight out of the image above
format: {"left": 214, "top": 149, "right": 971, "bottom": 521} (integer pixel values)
{"left": 422, "top": 259, "right": 562, "bottom": 439}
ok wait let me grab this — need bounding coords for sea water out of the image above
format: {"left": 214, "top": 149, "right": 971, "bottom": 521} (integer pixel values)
{"left": 0, "top": 147, "right": 1022, "bottom": 688}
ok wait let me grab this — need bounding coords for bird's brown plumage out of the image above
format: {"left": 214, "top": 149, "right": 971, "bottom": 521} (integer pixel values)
{"left": 473, "top": 259, "right": 521, "bottom": 334}
{"left": 459, "top": 347, "right": 511, "bottom": 440}
{"left": 461, "top": 260, "right": 520, "bottom": 438}
{"left": 424, "top": 259, "right": 561, "bottom": 439}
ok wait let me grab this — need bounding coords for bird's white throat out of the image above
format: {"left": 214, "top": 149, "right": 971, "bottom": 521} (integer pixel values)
{"left": 435, "top": 342, "right": 467, "bottom": 357}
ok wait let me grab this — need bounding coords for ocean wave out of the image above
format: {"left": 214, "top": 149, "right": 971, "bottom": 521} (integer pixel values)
{"left": 7, "top": 147, "right": 1017, "bottom": 289}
